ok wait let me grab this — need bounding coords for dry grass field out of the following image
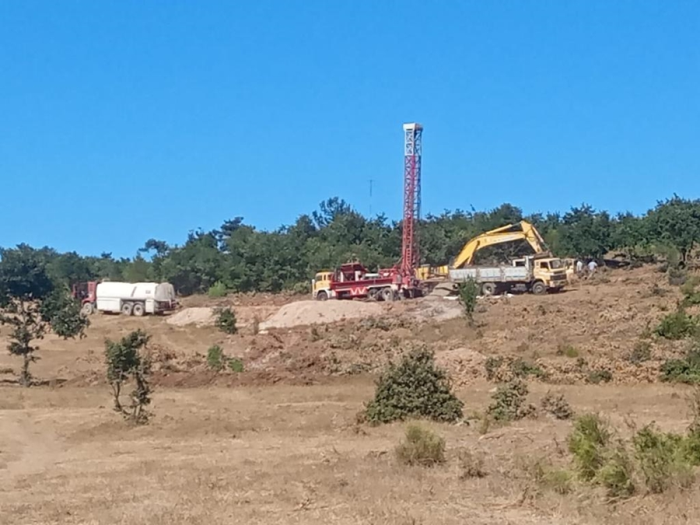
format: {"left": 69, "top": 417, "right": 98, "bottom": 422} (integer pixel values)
{"left": 2, "top": 267, "right": 700, "bottom": 524}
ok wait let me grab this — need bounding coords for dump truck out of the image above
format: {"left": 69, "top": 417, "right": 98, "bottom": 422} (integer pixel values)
{"left": 441, "top": 255, "right": 568, "bottom": 296}
{"left": 421, "top": 221, "right": 567, "bottom": 296}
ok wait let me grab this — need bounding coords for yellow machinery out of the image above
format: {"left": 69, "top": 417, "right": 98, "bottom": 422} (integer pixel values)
{"left": 419, "top": 221, "right": 567, "bottom": 295}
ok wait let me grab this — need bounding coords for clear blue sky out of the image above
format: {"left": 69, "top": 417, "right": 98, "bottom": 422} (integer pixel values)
{"left": 1, "top": 1, "right": 698, "bottom": 257}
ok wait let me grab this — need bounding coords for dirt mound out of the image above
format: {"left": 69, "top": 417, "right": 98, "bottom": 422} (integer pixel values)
{"left": 167, "top": 307, "right": 216, "bottom": 327}
{"left": 259, "top": 300, "right": 384, "bottom": 330}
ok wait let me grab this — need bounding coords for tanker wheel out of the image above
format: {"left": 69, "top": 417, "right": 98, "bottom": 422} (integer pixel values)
{"left": 316, "top": 290, "right": 328, "bottom": 301}
{"left": 381, "top": 287, "right": 395, "bottom": 302}
{"left": 133, "top": 303, "right": 145, "bottom": 317}
{"left": 121, "top": 302, "right": 133, "bottom": 316}
{"left": 81, "top": 302, "right": 94, "bottom": 316}
{"left": 531, "top": 281, "right": 547, "bottom": 295}
{"left": 481, "top": 282, "right": 497, "bottom": 296}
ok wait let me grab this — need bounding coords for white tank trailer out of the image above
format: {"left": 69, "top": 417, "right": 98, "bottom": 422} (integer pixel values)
{"left": 93, "top": 282, "right": 177, "bottom": 316}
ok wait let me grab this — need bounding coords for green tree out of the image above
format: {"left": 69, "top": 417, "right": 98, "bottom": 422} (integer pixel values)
{"left": 0, "top": 245, "right": 90, "bottom": 386}
{"left": 646, "top": 196, "right": 700, "bottom": 264}
{"left": 105, "top": 330, "right": 152, "bottom": 424}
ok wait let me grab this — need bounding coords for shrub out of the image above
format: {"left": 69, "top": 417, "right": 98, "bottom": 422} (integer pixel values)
{"left": 228, "top": 357, "right": 244, "bottom": 373}
{"left": 395, "top": 423, "right": 446, "bottom": 467}
{"left": 104, "top": 330, "right": 152, "bottom": 424}
{"left": 632, "top": 424, "right": 693, "bottom": 493}
{"left": 215, "top": 307, "right": 238, "bottom": 335}
{"left": 627, "top": 340, "right": 652, "bottom": 365}
{"left": 487, "top": 380, "right": 535, "bottom": 422}
{"left": 207, "top": 281, "right": 228, "bottom": 298}
{"left": 596, "top": 446, "right": 636, "bottom": 499}
{"left": 542, "top": 469, "right": 574, "bottom": 495}
{"left": 668, "top": 267, "right": 687, "bottom": 286}
{"left": 568, "top": 414, "right": 612, "bottom": 481}
{"left": 511, "top": 358, "right": 547, "bottom": 380}
{"left": 655, "top": 309, "right": 697, "bottom": 340}
{"left": 556, "top": 344, "right": 579, "bottom": 358}
{"left": 660, "top": 347, "right": 700, "bottom": 384}
{"left": 207, "top": 344, "right": 225, "bottom": 371}
{"left": 457, "top": 278, "right": 479, "bottom": 323}
{"left": 681, "top": 276, "right": 700, "bottom": 306}
{"left": 484, "top": 356, "right": 504, "bottom": 381}
{"left": 364, "top": 347, "right": 464, "bottom": 424}
{"left": 457, "top": 449, "right": 486, "bottom": 479}
{"left": 541, "top": 391, "right": 573, "bottom": 420}
{"left": 587, "top": 369, "right": 613, "bottom": 384}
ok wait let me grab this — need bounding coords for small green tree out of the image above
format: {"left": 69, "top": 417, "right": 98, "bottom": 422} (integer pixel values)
{"left": 105, "top": 330, "right": 152, "bottom": 424}
{"left": 0, "top": 246, "right": 90, "bottom": 386}
{"left": 457, "top": 278, "right": 479, "bottom": 324}
{"left": 215, "top": 307, "right": 237, "bottom": 335}
{"left": 364, "top": 347, "right": 464, "bottom": 424}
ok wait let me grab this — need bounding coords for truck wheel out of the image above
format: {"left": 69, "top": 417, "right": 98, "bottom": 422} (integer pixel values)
{"left": 316, "top": 290, "right": 328, "bottom": 301}
{"left": 368, "top": 288, "right": 380, "bottom": 301}
{"left": 382, "top": 288, "right": 395, "bottom": 301}
{"left": 81, "top": 303, "right": 94, "bottom": 316}
{"left": 133, "top": 303, "right": 145, "bottom": 317}
{"left": 481, "top": 282, "right": 497, "bottom": 296}
{"left": 121, "top": 302, "right": 134, "bottom": 316}
{"left": 531, "top": 281, "right": 547, "bottom": 295}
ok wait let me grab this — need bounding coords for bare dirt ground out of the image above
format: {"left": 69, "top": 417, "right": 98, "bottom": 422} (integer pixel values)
{"left": 2, "top": 266, "right": 700, "bottom": 524}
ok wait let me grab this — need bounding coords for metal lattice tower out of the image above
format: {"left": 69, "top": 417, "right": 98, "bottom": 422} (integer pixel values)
{"left": 401, "top": 123, "right": 423, "bottom": 284}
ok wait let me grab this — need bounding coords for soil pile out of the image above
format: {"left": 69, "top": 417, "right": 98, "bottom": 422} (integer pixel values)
{"left": 259, "top": 300, "right": 384, "bottom": 330}
{"left": 166, "top": 307, "right": 216, "bottom": 327}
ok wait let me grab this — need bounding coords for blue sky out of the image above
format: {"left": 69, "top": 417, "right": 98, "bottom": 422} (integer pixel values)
{"left": 1, "top": 1, "right": 698, "bottom": 257}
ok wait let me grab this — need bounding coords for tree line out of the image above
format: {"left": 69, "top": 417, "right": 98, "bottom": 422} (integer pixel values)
{"left": 3, "top": 194, "right": 699, "bottom": 296}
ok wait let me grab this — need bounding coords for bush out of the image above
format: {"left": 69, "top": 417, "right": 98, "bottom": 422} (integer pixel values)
{"left": 632, "top": 424, "right": 693, "bottom": 493}
{"left": 215, "top": 307, "right": 238, "bottom": 335}
{"left": 660, "top": 347, "right": 700, "bottom": 384}
{"left": 596, "top": 446, "right": 636, "bottom": 498}
{"left": 207, "top": 281, "right": 228, "bottom": 298}
{"left": 457, "top": 449, "right": 486, "bottom": 479}
{"left": 542, "top": 469, "right": 574, "bottom": 495}
{"left": 207, "top": 344, "right": 225, "bottom": 371}
{"left": 556, "top": 343, "right": 579, "bottom": 358}
{"left": 541, "top": 391, "right": 574, "bottom": 420}
{"left": 395, "top": 423, "right": 446, "bottom": 467}
{"left": 228, "top": 357, "right": 244, "bottom": 373}
{"left": 627, "top": 340, "right": 652, "bottom": 365}
{"left": 104, "top": 330, "right": 152, "bottom": 424}
{"left": 587, "top": 369, "right": 613, "bottom": 384}
{"left": 484, "top": 356, "right": 504, "bottom": 381}
{"left": 511, "top": 358, "right": 547, "bottom": 380}
{"left": 487, "top": 380, "right": 535, "bottom": 422}
{"left": 655, "top": 309, "right": 698, "bottom": 340}
{"left": 681, "top": 276, "right": 700, "bottom": 306}
{"left": 457, "top": 278, "right": 479, "bottom": 323}
{"left": 568, "top": 414, "right": 612, "bottom": 481}
{"left": 364, "top": 347, "right": 464, "bottom": 424}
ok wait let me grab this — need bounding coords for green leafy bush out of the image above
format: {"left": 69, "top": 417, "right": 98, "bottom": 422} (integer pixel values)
{"left": 660, "top": 347, "right": 700, "bottom": 384}
{"left": 655, "top": 310, "right": 698, "bottom": 340}
{"left": 484, "top": 356, "right": 504, "bottom": 381}
{"left": 395, "top": 423, "right": 446, "bottom": 467}
{"left": 596, "top": 446, "right": 636, "bottom": 498}
{"left": 228, "top": 357, "right": 244, "bottom": 373}
{"left": 207, "top": 345, "right": 225, "bottom": 371}
{"left": 587, "top": 369, "right": 613, "bottom": 384}
{"left": 541, "top": 391, "right": 573, "bottom": 420}
{"left": 632, "top": 424, "right": 693, "bottom": 493}
{"left": 511, "top": 358, "right": 547, "bottom": 380}
{"left": 568, "top": 414, "right": 612, "bottom": 481}
{"left": 457, "top": 278, "right": 479, "bottom": 323}
{"left": 215, "top": 307, "right": 238, "bottom": 335}
{"left": 364, "top": 347, "right": 464, "bottom": 424}
{"left": 487, "top": 380, "right": 535, "bottom": 422}
{"left": 207, "top": 281, "right": 228, "bottom": 298}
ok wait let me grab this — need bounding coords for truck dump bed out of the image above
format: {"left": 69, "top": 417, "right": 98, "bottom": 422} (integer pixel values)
{"left": 448, "top": 265, "right": 531, "bottom": 283}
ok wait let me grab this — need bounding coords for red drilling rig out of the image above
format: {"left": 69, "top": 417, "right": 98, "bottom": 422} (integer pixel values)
{"left": 399, "top": 122, "right": 423, "bottom": 298}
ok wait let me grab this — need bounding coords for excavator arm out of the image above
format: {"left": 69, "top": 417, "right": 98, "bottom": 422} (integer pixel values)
{"left": 451, "top": 221, "right": 549, "bottom": 268}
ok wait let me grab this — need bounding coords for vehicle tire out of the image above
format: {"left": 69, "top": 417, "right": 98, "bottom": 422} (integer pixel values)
{"left": 121, "top": 302, "right": 134, "bottom": 316}
{"left": 481, "top": 282, "right": 497, "bottom": 296}
{"left": 316, "top": 290, "right": 328, "bottom": 301}
{"left": 368, "top": 288, "right": 380, "bottom": 301}
{"left": 381, "top": 287, "right": 395, "bottom": 302}
{"left": 133, "top": 302, "right": 145, "bottom": 317}
{"left": 81, "top": 302, "right": 94, "bottom": 316}
{"left": 531, "top": 281, "right": 547, "bottom": 295}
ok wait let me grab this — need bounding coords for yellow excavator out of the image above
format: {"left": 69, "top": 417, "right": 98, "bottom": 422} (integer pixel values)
{"left": 417, "top": 221, "right": 567, "bottom": 295}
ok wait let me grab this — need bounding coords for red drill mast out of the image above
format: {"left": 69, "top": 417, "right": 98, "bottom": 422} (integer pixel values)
{"left": 401, "top": 123, "right": 423, "bottom": 289}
